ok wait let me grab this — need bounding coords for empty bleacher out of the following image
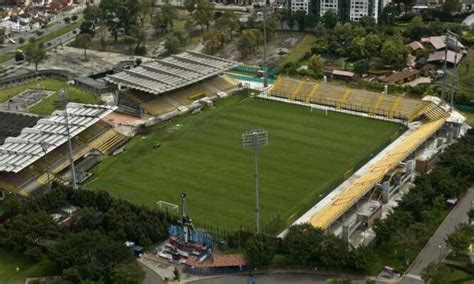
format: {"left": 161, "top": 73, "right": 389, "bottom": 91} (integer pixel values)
{"left": 0, "top": 112, "right": 40, "bottom": 145}
{"left": 88, "top": 129, "right": 127, "bottom": 154}
{"left": 206, "top": 76, "right": 240, "bottom": 92}
{"left": 124, "top": 75, "right": 240, "bottom": 116}
{"left": 270, "top": 76, "right": 447, "bottom": 122}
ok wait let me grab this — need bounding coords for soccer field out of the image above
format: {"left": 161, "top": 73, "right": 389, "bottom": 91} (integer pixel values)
{"left": 87, "top": 94, "right": 403, "bottom": 232}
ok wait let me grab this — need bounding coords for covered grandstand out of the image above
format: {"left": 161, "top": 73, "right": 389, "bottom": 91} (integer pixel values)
{"left": 0, "top": 103, "right": 128, "bottom": 196}
{"left": 105, "top": 51, "right": 238, "bottom": 95}
{"left": 105, "top": 51, "right": 241, "bottom": 116}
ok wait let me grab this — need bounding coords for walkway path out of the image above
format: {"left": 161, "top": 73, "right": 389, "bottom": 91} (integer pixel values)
{"left": 400, "top": 187, "right": 474, "bottom": 283}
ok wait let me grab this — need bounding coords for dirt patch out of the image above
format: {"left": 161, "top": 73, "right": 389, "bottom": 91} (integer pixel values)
{"left": 0, "top": 89, "right": 55, "bottom": 112}
{"left": 217, "top": 31, "right": 306, "bottom": 70}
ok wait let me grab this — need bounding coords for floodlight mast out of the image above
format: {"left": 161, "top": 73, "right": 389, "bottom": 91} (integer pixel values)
{"left": 60, "top": 90, "right": 77, "bottom": 189}
{"left": 442, "top": 30, "right": 459, "bottom": 107}
{"left": 242, "top": 129, "right": 268, "bottom": 234}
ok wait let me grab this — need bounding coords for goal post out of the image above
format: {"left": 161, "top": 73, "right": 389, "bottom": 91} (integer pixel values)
{"left": 156, "top": 200, "right": 179, "bottom": 213}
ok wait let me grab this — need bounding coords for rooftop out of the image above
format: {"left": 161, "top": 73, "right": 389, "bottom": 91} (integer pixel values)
{"left": 428, "top": 50, "right": 464, "bottom": 65}
{"left": 378, "top": 68, "right": 420, "bottom": 84}
{"left": 105, "top": 51, "right": 239, "bottom": 96}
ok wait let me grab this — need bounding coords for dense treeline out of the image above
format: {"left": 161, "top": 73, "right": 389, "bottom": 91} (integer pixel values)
{"left": 373, "top": 128, "right": 474, "bottom": 269}
{"left": 245, "top": 224, "right": 375, "bottom": 273}
{"left": 0, "top": 187, "right": 171, "bottom": 283}
{"left": 245, "top": 129, "right": 474, "bottom": 273}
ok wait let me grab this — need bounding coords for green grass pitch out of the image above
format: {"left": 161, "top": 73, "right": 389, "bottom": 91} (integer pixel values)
{"left": 87, "top": 94, "right": 403, "bottom": 232}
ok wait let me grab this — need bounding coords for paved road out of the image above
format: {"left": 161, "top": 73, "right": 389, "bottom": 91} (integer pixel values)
{"left": 142, "top": 265, "right": 164, "bottom": 284}
{"left": 194, "top": 273, "right": 366, "bottom": 284}
{"left": 401, "top": 187, "right": 474, "bottom": 283}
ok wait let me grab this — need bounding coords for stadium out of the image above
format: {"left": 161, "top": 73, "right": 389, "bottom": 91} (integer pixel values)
{"left": 0, "top": 51, "right": 469, "bottom": 246}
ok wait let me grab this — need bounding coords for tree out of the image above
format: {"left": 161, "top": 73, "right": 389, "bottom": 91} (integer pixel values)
{"left": 99, "top": 0, "right": 139, "bottom": 41}
{"left": 245, "top": 235, "right": 277, "bottom": 270}
{"left": 469, "top": 208, "right": 474, "bottom": 222}
{"left": 203, "top": 29, "right": 224, "bottom": 54}
{"left": 359, "top": 16, "right": 377, "bottom": 32}
{"left": 442, "top": 0, "right": 461, "bottom": 14}
{"left": 194, "top": 0, "right": 214, "bottom": 32}
{"left": 295, "top": 10, "right": 307, "bottom": 31}
{"left": 164, "top": 34, "right": 180, "bottom": 54}
{"left": 381, "top": 35, "right": 408, "bottom": 68}
{"left": 446, "top": 223, "right": 473, "bottom": 256}
{"left": 99, "top": 28, "right": 108, "bottom": 51}
{"left": 161, "top": 4, "right": 178, "bottom": 30}
{"left": 406, "top": 15, "right": 426, "bottom": 40}
{"left": 50, "top": 231, "right": 136, "bottom": 283}
{"left": 0, "top": 211, "right": 59, "bottom": 258}
{"left": 110, "top": 263, "right": 145, "bottom": 284}
{"left": 75, "top": 33, "right": 92, "bottom": 61}
{"left": 364, "top": 33, "right": 382, "bottom": 55}
{"left": 215, "top": 11, "right": 240, "bottom": 40}
{"left": 137, "top": 0, "right": 150, "bottom": 27}
{"left": 421, "top": 262, "right": 452, "bottom": 284}
{"left": 184, "top": 0, "right": 196, "bottom": 13}
{"left": 308, "top": 54, "right": 324, "bottom": 77}
{"left": 353, "top": 59, "right": 370, "bottom": 75}
{"left": 80, "top": 21, "right": 95, "bottom": 36}
{"left": 322, "top": 10, "right": 337, "bottom": 29}
{"left": 83, "top": 5, "right": 100, "bottom": 24}
{"left": 24, "top": 42, "right": 47, "bottom": 72}
{"left": 348, "top": 36, "right": 367, "bottom": 60}
{"left": 237, "top": 29, "right": 262, "bottom": 58}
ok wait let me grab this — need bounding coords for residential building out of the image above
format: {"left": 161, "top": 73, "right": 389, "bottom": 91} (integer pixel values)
{"left": 290, "top": 0, "right": 379, "bottom": 22}
{"left": 291, "top": 0, "right": 310, "bottom": 13}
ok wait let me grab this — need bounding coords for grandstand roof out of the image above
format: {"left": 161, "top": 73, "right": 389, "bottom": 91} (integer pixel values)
{"left": 0, "top": 103, "right": 116, "bottom": 173}
{"left": 104, "top": 51, "right": 239, "bottom": 95}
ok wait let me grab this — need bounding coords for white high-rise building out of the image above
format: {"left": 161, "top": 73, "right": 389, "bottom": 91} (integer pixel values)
{"left": 349, "top": 0, "right": 378, "bottom": 21}
{"left": 288, "top": 0, "right": 380, "bottom": 22}
{"left": 291, "top": 0, "right": 310, "bottom": 14}
{"left": 320, "top": 0, "right": 338, "bottom": 16}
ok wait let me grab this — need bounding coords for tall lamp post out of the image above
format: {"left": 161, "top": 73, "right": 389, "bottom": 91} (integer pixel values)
{"left": 262, "top": 2, "right": 269, "bottom": 88}
{"left": 242, "top": 129, "right": 268, "bottom": 234}
{"left": 40, "top": 142, "right": 51, "bottom": 189}
{"left": 60, "top": 89, "right": 77, "bottom": 189}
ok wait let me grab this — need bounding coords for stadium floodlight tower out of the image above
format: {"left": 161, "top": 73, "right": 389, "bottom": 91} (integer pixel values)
{"left": 442, "top": 30, "right": 460, "bottom": 107}
{"left": 60, "top": 89, "right": 77, "bottom": 189}
{"left": 179, "top": 192, "right": 194, "bottom": 243}
{"left": 242, "top": 129, "right": 268, "bottom": 234}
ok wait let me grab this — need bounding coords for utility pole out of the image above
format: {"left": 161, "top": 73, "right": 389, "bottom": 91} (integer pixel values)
{"left": 60, "top": 89, "right": 77, "bottom": 189}
{"left": 242, "top": 129, "right": 268, "bottom": 234}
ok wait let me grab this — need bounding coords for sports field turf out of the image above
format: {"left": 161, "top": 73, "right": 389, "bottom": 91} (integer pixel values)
{"left": 87, "top": 94, "right": 403, "bottom": 232}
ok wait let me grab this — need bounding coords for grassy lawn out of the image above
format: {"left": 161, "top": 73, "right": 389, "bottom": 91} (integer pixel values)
{"left": 0, "top": 79, "right": 98, "bottom": 115}
{"left": 0, "top": 249, "right": 56, "bottom": 284}
{"left": 87, "top": 94, "right": 403, "bottom": 232}
{"left": 0, "top": 21, "right": 82, "bottom": 64}
{"left": 449, "top": 267, "right": 474, "bottom": 283}
{"left": 278, "top": 35, "right": 316, "bottom": 69}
